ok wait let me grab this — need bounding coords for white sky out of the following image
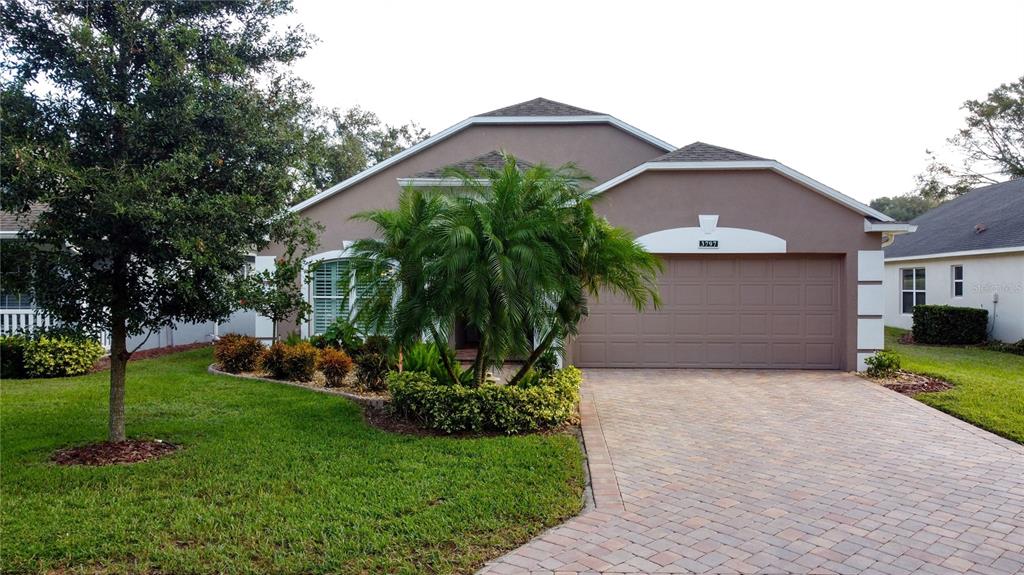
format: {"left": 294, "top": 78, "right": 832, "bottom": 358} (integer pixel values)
{"left": 283, "top": 0, "right": 1023, "bottom": 204}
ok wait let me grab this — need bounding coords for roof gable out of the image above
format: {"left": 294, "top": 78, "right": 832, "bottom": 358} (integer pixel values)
{"left": 479, "top": 97, "right": 602, "bottom": 117}
{"left": 589, "top": 141, "right": 893, "bottom": 222}
{"left": 411, "top": 150, "right": 533, "bottom": 179}
{"left": 885, "top": 178, "right": 1024, "bottom": 259}
{"left": 290, "top": 99, "right": 673, "bottom": 213}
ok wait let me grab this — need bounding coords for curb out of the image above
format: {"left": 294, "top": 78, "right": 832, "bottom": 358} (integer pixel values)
{"left": 206, "top": 364, "right": 389, "bottom": 409}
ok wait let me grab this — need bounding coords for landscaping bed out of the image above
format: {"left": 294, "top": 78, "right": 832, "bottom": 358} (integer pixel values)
{"left": 1, "top": 347, "right": 584, "bottom": 574}
{"left": 870, "top": 370, "right": 952, "bottom": 396}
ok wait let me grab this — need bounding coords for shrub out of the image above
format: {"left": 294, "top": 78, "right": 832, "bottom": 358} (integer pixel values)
{"left": 389, "top": 366, "right": 582, "bottom": 434}
{"left": 322, "top": 317, "right": 364, "bottom": 355}
{"left": 401, "top": 341, "right": 467, "bottom": 385}
{"left": 22, "top": 335, "right": 105, "bottom": 378}
{"left": 353, "top": 335, "right": 391, "bottom": 391}
{"left": 864, "top": 350, "right": 901, "bottom": 378}
{"left": 912, "top": 305, "right": 988, "bottom": 345}
{"left": 260, "top": 341, "right": 318, "bottom": 381}
{"left": 317, "top": 347, "right": 353, "bottom": 387}
{"left": 213, "top": 333, "right": 265, "bottom": 373}
{"left": 282, "top": 331, "right": 303, "bottom": 346}
{"left": 534, "top": 349, "right": 559, "bottom": 376}
{"left": 1, "top": 334, "right": 30, "bottom": 379}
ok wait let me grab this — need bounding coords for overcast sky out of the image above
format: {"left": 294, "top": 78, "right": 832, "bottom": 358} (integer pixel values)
{"left": 283, "top": 0, "right": 1023, "bottom": 204}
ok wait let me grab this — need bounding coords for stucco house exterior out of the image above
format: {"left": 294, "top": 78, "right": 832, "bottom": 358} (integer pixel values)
{"left": 884, "top": 178, "right": 1024, "bottom": 343}
{"left": 263, "top": 98, "right": 913, "bottom": 371}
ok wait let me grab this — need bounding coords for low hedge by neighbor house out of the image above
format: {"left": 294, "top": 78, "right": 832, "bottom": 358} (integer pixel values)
{"left": 912, "top": 305, "right": 988, "bottom": 345}
{"left": 389, "top": 367, "right": 582, "bottom": 434}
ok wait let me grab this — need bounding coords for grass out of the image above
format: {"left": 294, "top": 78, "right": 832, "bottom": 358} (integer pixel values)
{"left": 885, "top": 327, "right": 1024, "bottom": 444}
{"left": 0, "top": 348, "right": 584, "bottom": 574}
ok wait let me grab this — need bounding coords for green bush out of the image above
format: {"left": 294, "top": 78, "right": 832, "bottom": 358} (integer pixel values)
{"left": 353, "top": 335, "right": 391, "bottom": 391}
{"left": 317, "top": 347, "right": 353, "bottom": 387}
{"left": 534, "top": 349, "right": 559, "bottom": 376}
{"left": 401, "top": 341, "right": 471, "bottom": 385}
{"left": 321, "top": 317, "right": 364, "bottom": 355}
{"left": 213, "top": 333, "right": 265, "bottom": 373}
{"left": 389, "top": 366, "right": 582, "bottom": 434}
{"left": 260, "top": 341, "right": 318, "bottom": 381}
{"left": 1, "top": 334, "right": 30, "bottom": 379}
{"left": 864, "top": 350, "right": 901, "bottom": 378}
{"left": 22, "top": 335, "right": 105, "bottom": 378}
{"left": 912, "top": 305, "right": 988, "bottom": 345}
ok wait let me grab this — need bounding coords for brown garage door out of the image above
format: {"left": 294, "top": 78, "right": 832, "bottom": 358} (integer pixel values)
{"left": 572, "top": 255, "right": 842, "bottom": 369}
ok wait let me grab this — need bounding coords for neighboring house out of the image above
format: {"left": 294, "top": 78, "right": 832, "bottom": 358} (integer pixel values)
{"left": 265, "top": 97, "right": 913, "bottom": 371}
{"left": 884, "top": 178, "right": 1024, "bottom": 343}
{"left": 0, "top": 207, "right": 255, "bottom": 351}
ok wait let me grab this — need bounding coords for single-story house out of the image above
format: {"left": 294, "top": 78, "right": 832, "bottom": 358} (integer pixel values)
{"left": 264, "top": 98, "right": 914, "bottom": 371}
{"left": 884, "top": 178, "right": 1024, "bottom": 342}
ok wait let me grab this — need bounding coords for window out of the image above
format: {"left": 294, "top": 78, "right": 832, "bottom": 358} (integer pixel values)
{"left": 311, "top": 259, "right": 351, "bottom": 335}
{"left": 901, "top": 268, "right": 926, "bottom": 314}
{"left": 0, "top": 261, "right": 33, "bottom": 309}
{"left": 951, "top": 265, "right": 964, "bottom": 297}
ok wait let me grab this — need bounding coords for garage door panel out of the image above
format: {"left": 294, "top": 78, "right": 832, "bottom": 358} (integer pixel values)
{"left": 805, "top": 284, "right": 835, "bottom": 307}
{"left": 672, "top": 284, "right": 703, "bottom": 305}
{"left": 574, "top": 255, "right": 842, "bottom": 370}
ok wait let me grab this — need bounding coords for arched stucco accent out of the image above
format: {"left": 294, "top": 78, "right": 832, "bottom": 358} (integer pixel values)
{"left": 636, "top": 226, "right": 786, "bottom": 254}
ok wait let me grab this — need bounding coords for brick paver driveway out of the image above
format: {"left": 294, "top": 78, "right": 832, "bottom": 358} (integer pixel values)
{"left": 480, "top": 370, "right": 1024, "bottom": 575}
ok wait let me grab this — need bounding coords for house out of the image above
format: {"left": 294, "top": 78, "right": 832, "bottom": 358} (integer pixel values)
{"left": 264, "top": 98, "right": 913, "bottom": 371}
{"left": 0, "top": 206, "right": 254, "bottom": 351}
{"left": 884, "top": 178, "right": 1024, "bottom": 342}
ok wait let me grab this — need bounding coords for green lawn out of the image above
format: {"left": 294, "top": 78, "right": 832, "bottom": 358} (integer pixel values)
{"left": 886, "top": 327, "right": 1024, "bottom": 444}
{"left": 0, "top": 348, "right": 584, "bottom": 574}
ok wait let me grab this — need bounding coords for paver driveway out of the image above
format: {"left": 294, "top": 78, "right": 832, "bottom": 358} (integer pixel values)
{"left": 480, "top": 370, "right": 1024, "bottom": 575}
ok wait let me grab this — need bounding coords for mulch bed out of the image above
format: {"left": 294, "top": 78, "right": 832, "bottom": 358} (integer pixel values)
{"left": 873, "top": 370, "right": 953, "bottom": 396}
{"left": 92, "top": 342, "right": 211, "bottom": 371}
{"left": 52, "top": 439, "right": 179, "bottom": 466}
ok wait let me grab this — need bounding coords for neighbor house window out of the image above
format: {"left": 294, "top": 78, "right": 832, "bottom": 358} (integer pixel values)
{"left": 951, "top": 265, "right": 964, "bottom": 297}
{"left": 311, "top": 259, "right": 351, "bottom": 335}
{"left": 901, "top": 267, "right": 926, "bottom": 313}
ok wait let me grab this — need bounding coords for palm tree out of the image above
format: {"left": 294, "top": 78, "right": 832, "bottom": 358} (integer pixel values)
{"left": 349, "top": 188, "right": 459, "bottom": 382}
{"left": 352, "top": 152, "right": 661, "bottom": 387}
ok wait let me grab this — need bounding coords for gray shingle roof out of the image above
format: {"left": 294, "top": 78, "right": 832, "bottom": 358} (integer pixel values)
{"left": 411, "top": 151, "right": 534, "bottom": 178}
{"left": 885, "top": 178, "right": 1024, "bottom": 258}
{"left": 652, "top": 142, "right": 767, "bottom": 162}
{"left": 0, "top": 204, "right": 44, "bottom": 233}
{"left": 478, "top": 97, "right": 602, "bottom": 117}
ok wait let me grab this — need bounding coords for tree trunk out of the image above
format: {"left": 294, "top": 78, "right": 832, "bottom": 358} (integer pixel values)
{"left": 473, "top": 333, "right": 487, "bottom": 387}
{"left": 509, "top": 327, "right": 560, "bottom": 386}
{"left": 108, "top": 315, "right": 130, "bottom": 443}
{"left": 429, "top": 326, "right": 459, "bottom": 385}
{"left": 397, "top": 345, "right": 403, "bottom": 372}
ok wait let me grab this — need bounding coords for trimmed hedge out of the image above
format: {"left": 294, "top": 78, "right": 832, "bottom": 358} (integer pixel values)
{"left": 1, "top": 335, "right": 30, "bottom": 379}
{"left": 213, "top": 334, "right": 264, "bottom": 373}
{"left": 389, "top": 367, "right": 582, "bottom": 434}
{"left": 19, "top": 335, "right": 105, "bottom": 378}
{"left": 912, "top": 305, "right": 988, "bottom": 345}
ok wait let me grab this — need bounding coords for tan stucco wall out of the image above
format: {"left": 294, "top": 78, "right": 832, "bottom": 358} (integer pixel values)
{"left": 269, "top": 122, "right": 668, "bottom": 337}
{"left": 586, "top": 169, "right": 883, "bottom": 370}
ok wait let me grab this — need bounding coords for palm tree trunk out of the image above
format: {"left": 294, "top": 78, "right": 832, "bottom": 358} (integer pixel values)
{"left": 508, "top": 327, "right": 559, "bottom": 386}
{"left": 429, "top": 326, "right": 459, "bottom": 385}
{"left": 473, "top": 332, "right": 487, "bottom": 387}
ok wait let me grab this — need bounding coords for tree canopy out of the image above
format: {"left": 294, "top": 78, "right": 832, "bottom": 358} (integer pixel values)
{"left": 916, "top": 75, "right": 1024, "bottom": 200}
{"left": 868, "top": 194, "right": 938, "bottom": 222}
{"left": 0, "top": 0, "right": 317, "bottom": 441}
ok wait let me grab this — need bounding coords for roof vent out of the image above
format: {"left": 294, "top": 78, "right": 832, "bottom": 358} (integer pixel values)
{"left": 974, "top": 223, "right": 988, "bottom": 234}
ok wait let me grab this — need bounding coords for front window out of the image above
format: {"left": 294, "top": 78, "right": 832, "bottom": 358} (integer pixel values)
{"left": 0, "top": 259, "right": 33, "bottom": 309}
{"left": 951, "top": 265, "right": 964, "bottom": 297}
{"left": 311, "top": 259, "right": 352, "bottom": 335}
{"left": 901, "top": 268, "right": 926, "bottom": 314}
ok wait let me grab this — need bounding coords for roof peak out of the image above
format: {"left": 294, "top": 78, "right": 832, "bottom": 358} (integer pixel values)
{"left": 478, "top": 97, "right": 603, "bottom": 117}
{"left": 653, "top": 141, "right": 768, "bottom": 163}
{"left": 411, "top": 150, "right": 534, "bottom": 179}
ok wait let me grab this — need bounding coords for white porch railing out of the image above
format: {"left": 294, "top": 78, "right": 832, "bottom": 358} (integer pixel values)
{"left": 0, "top": 308, "right": 111, "bottom": 351}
